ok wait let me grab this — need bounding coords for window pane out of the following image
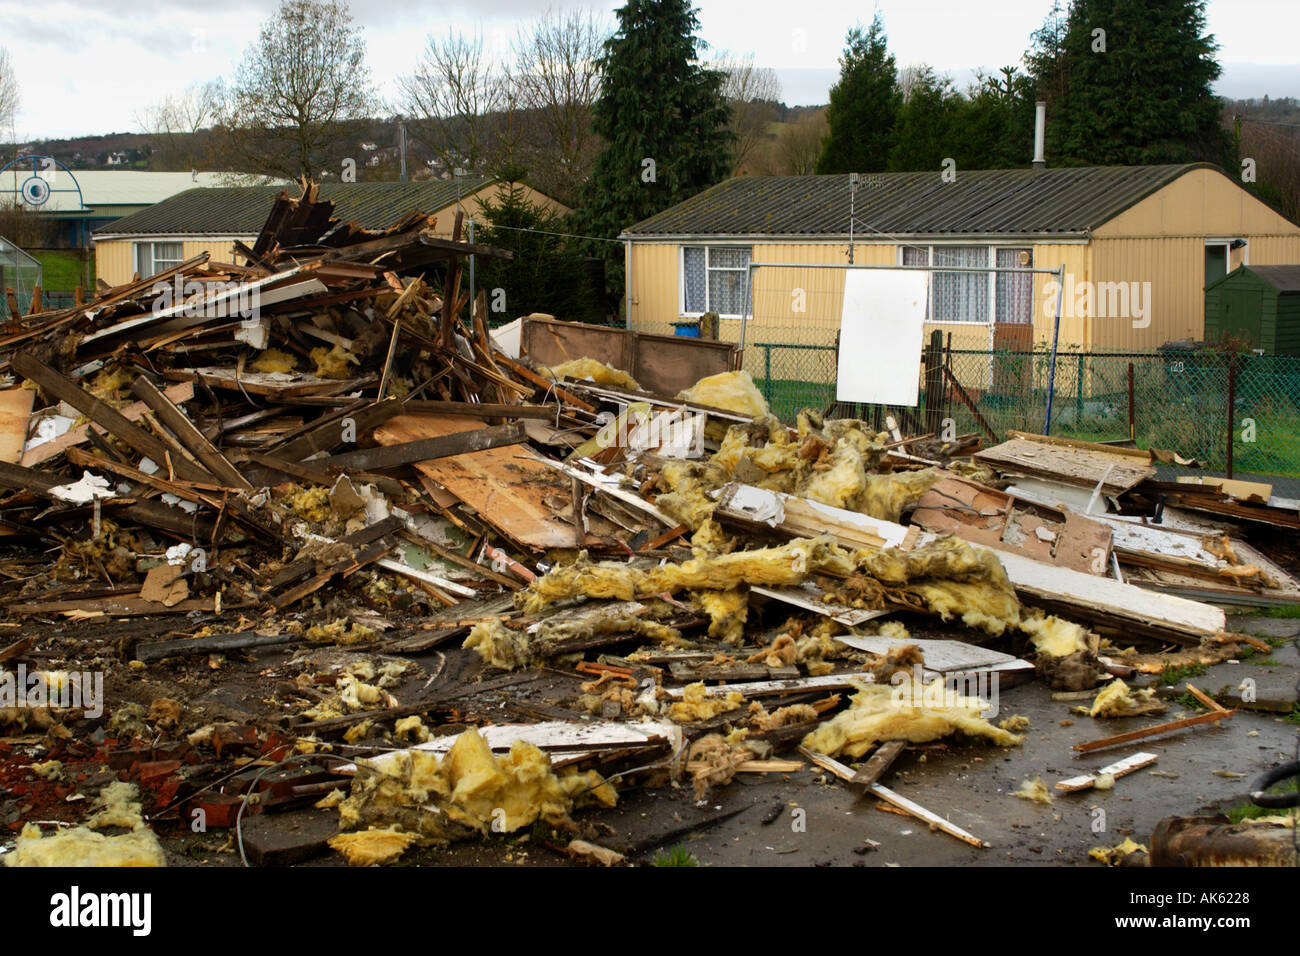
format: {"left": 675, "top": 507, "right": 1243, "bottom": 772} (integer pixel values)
{"left": 901, "top": 246, "right": 929, "bottom": 266}
{"left": 155, "top": 242, "right": 184, "bottom": 268}
{"left": 709, "top": 247, "right": 749, "bottom": 270}
{"left": 933, "top": 246, "right": 987, "bottom": 323}
{"left": 135, "top": 244, "right": 152, "bottom": 277}
{"left": 996, "top": 248, "right": 1033, "bottom": 324}
{"left": 709, "top": 268, "right": 748, "bottom": 316}
{"left": 683, "top": 247, "right": 706, "bottom": 313}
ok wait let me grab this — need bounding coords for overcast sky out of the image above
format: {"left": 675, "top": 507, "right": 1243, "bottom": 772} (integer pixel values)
{"left": 5, "top": 0, "right": 1298, "bottom": 141}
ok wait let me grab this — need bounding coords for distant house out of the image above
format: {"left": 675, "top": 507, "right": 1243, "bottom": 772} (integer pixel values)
{"left": 92, "top": 178, "right": 569, "bottom": 286}
{"left": 621, "top": 163, "right": 1300, "bottom": 353}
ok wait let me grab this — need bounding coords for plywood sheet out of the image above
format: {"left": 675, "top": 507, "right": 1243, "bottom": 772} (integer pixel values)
{"left": 975, "top": 437, "right": 1155, "bottom": 493}
{"left": 912, "top": 476, "right": 1112, "bottom": 573}
{"left": 0, "top": 388, "right": 35, "bottom": 464}
{"left": 374, "top": 413, "right": 581, "bottom": 550}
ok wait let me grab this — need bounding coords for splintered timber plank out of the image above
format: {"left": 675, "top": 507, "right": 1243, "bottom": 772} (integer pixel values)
{"left": 1073, "top": 710, "right": 1236, "bottom": 754}
{"left": 374, "top": 413, "right": 581, "bottom": 550}
{"left": 316, "top": 421, "right": 523, "bottom": 472}
{"left": 0, "top": 459, "right": 214, "bottom": 540}
{"left": 271, "top": 398, "right": 401, "bottom": 462}
{"left": 975, "top": 436, "right": 1155, "bottom": 494}
{"left": 130, "top": 376, "right": 252, "bottom": 490}
{"left": 11, "top": 351, "right": 213, "bottom": 485}
{"left": 797, "top": 746, "right": 988, "bottom": 848}
{"left": 1056, "top": 752, "right": 1158, "bottom": 792}
{"left": 136, "top": 630, "right": 298, "bottom": 662}
{"left": 850, "top": 740, "right": 907, "bottom": 787}
{"left": 22, "top": 382, "right": 195, "bottom": 467}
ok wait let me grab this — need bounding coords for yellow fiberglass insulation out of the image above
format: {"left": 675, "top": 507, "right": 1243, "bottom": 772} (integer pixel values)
{"left": 1087, "top": 679, "right": 1166, "bottom": 718}
{"left": 654, "top": 459, "right": 719, "bottom": 531}
{"left": 310, "top": 343, "right": 360, "bottom": 379}
{"left": 688, "top": 733, "right": 755, "bottom": 799}
{"left": 5, "top": 782, "right": 165, "bottom": 868}
{"left": 668, "top": 682, "right": 745, "bottom": 723}
{"left": 250, "top": 348, "right": 298, "bottom": 374}
{"left": 463, "top": 620, "right": 533, "bottom": 670}
{"left": 854, "top": 469, "right": 942, "bottom": 523}
{"left": 747, "top": 701, "right": 819, "bottom": 731}
{"left": 466, "top": 607, "right": 683, "bottom": 671}
{"left": 856, "top": 537, "right": 1022, "bottom": 636}
{"left": 677, "top": 370, "right": 769, "bottom": 419}
{"left": 1013, "top": 776, "right": 1053, "bottom": 804}
{"left": 1089, "top": 837, "right": 1147, "bottom": 866}
{"left": 802, "top": 679, "right": 1022, "bottom": 759}
{"left": 694, "top": 587, "right": 749, "bottom": 644}
{"left": 800, "top": 439, "right": 868, "bottom": 509}
{"left": 539, "top": 357, "right": 640, "bottom": 391}
{"left": 536, "top": 605, "right": 683, "bottom": 647}
{"left": 338, "top": 727, "right": 615, "bottom": 845}
{"left": 518, "top": 536, "right": 851, "bottom": 614}
{"left": 1019, "top": 612, "right": 1092, "bottom": 657}
{"left": 328, "top": 827, "right": 420, "bottom": 866}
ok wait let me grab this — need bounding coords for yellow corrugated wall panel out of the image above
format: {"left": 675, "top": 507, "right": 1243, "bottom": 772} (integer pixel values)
{"left": 93, "top": 241, "right": 133, "bottom": 287}
{"left": 1095, "top": 167, "right": 1300, "bottom": 239}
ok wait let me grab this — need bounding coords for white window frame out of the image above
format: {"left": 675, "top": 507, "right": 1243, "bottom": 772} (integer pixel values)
{"left": 679, "top": 245, "right": 752, "bottom": 319}
{"left": 135, "top": 241, "right": 185, "bottom": 278}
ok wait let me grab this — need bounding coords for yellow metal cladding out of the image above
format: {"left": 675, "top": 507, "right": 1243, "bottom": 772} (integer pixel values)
{"left": 94, "top": 239, "right": 241, "bottom": 287}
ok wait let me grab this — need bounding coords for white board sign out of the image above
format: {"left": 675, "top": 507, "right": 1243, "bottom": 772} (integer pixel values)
{"left": 836, "top": 269, "right": 928, "bottom": 405}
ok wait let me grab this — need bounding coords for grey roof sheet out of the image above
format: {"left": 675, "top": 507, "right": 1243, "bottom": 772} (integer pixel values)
{"left": 94, "top": 178, "right": 494, "bottom": 237}
{"left": 622, "top": 164, "right": 1214, "bottom": 238}
{"left": 1243, "top": 265, "right": 1300, "bottom": 293}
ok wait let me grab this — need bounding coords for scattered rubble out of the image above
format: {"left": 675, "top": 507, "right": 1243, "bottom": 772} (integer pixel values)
{"left": 1, "top": 180, "right": 1295, "bottom": 867}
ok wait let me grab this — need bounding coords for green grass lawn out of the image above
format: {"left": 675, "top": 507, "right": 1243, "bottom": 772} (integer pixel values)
{"left": 32, "top": 249, "right": 95, "bottom": 294}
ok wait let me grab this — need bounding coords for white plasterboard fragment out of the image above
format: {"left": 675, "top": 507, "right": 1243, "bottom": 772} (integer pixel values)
{"left": 161, "top": 492, "right": 199, "bottom": 514}
{"left": 24, "top": 413, "right": 75, "bottom": 451}
{"left": 489, "top": 318, "right": 522, "bottom": 358}
{"left": 49, "top": 471, "right": 116, "bottom": 503}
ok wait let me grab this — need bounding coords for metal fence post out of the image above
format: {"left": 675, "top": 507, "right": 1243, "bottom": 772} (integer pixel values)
{"left": 1042, "top": 264, "right": 1066, "bottom": 435}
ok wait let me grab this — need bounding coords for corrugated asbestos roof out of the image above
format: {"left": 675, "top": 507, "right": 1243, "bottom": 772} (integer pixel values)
{"left": 622, "top": 164, "right": 1213, "bottom": 238}
{"left": 94, "top": 178, "right": 495, "bottom": 237}
{"left": 1243, "top": 265, "right": 1300, "bottom": 293}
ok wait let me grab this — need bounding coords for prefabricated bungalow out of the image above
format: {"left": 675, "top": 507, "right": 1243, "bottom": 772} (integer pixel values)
{"left": 620, "top": 164, "right": 1300, "bottom": 367}
{"left": 93, "top": 179, "right": 568, "bottom": 287}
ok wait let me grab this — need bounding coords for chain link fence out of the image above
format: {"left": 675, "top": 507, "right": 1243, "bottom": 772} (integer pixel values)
{"left": 749, "top": 341, "right": 1300, "bottom": 487}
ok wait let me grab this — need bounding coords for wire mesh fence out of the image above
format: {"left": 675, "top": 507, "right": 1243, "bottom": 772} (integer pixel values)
{"left": 748, "top": 342, "right": 1300, "bottom": 483}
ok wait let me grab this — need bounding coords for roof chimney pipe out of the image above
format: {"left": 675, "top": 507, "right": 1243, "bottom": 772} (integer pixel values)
{"left": 1032, "top": 101, "right": 1047, "bottom": 170}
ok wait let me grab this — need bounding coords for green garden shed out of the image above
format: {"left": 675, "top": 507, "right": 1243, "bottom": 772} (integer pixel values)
{"left": 1205, "top": 264, "right": 1300, "bottom": 354}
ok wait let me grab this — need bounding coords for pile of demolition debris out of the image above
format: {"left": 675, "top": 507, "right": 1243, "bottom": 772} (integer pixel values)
{"left": 0, "top": 182, "right": 1296, "bottom": 867}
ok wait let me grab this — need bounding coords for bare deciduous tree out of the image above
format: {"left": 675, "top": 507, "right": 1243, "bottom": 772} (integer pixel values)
{"left": 215, "top": 0, "right": 376, "bottom": 180}
{"left": 509, "top": 9, "right": 606, "bottom": 205}
{"left": 399, "top": 30, "right": 509, "bottom": 176}
{"left": 137, "top": 80, "right": 224, "bottom": 170}
{"left": 776, "top": 109, "right": 828, "bottom": 175}
{"left": 712, "top": 52, "right": 782, "bottom": 174}
{"left": 0, "top": 47, "right": 20, "bottom": 142}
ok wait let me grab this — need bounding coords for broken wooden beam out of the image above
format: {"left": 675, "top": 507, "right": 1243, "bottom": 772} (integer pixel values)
{"left": 11, "top": 351, "right": 214, "bottom": 485}
{"left": 315, "top": 422, "right": 524, "bottom": 473}
{"left": 136, "top": 630, "right": 298, "bottom": 662}
{"left": 130, "top": 376, "right": 252, "bottom": 490}
{"left": 1073, "top": 709, "right": 1236, "bottom": 753}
